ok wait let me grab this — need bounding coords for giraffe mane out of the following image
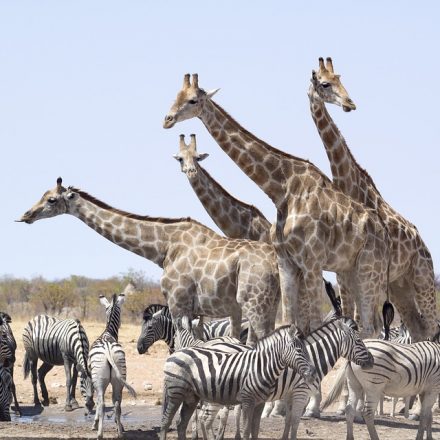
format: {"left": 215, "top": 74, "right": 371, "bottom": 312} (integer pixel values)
{"left": 210, "top": 100, "right": 333, "bottom": 184}
{"left": 198, "top": 165, "right": 269, "bottom": 222}
{"left": 328, "top": 123, "right": 383, "bottom": 196}
{"left": 69, "top": 187, "right": 209, "bottom": 227}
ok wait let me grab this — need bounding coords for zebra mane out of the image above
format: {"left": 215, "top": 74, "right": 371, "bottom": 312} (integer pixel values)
{"left": 74, "top": 319, "right": 90, "bottom": 376}
{"left": 142, "top": 304, "right": 169, "bottom": 321}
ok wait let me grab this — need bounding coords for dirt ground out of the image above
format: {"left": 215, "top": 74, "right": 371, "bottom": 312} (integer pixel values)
{"left": 1, "top": 319, "right": 439, "bottom": 439}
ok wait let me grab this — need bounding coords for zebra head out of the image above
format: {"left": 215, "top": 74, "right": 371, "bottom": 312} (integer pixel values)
{"left": 137, "top": 306, "right": 173, "bottom": 354}
{"left": 284, "top": 325, "right": 316, "bottom": 385}
{"left": 338, "top": 317, "right": 374, "bottom": 369}
{"left": 79, "top": 371, "right": 95, "bottom": 415}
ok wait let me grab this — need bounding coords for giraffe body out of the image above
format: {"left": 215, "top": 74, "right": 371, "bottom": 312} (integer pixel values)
{"left": 308, "top": 57, "right": 437, "bottom": 341}
{"left": 164, "top": 74, "right": 391, "bottom": 337}
{"left": 19, "top": 179, "right": 280, "bottom": 344}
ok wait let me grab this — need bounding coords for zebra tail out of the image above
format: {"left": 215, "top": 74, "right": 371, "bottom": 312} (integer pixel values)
{"left": 103, "top": 345, "right": 137, "bottom": 399}
{"left": 320, "top": 360, "right": 349, "bottom": 411}
{"left": 23, "top": 351, "right": 31, "bottom": 380}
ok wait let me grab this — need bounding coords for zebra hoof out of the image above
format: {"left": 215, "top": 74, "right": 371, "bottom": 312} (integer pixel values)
{"left": 303, "top": 410, "right": 320, "bottom": 419}
{"left": 65, "top": 404, "right": 73, "bottom": 412}
{"left": 409, "top": 413, "right": 420, "bottom": 421}
{"left": 42, "top": 400, "right": 50, "bottom": 407}
{"left": 70, "top": 400, "right": 80, "bottom": 410}
{"left": 336, "top": 409, "right": 346, "bottom": 416}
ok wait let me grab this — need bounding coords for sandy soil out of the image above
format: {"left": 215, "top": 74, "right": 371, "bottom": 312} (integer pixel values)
{"left": 1, "top": 319, "right": 439, "bottom": 439}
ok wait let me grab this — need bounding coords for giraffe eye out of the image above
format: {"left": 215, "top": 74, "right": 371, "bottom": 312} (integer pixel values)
{"left": 321, "top": 82, "right": 331, "bottom": 89}
{"left": 48, "top": 197, "right": 57, "bottom": 204}
{"left": 188, "top": 99, "right": 198, "bottom": 105}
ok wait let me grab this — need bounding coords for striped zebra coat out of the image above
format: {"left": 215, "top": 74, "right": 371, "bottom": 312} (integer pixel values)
{"left": 0, "top": 312, "right": 20, "bottom": 416}
{"left": 323, "top": 339, "right": 440, "bottom": 440}
{"left": 89, "top": 294, "right": 136, "bottom": 440}
{"left": 0, "top": 366, "right": 12, "bottom": 421}
{"left": 161, "top": 324, "right": 315, "bottom": 440}
{"left": 137, "top": 304, "right": 249, "bottom": 355}
{"left": 22, "top": 314, "right": 94, "bottom": 412}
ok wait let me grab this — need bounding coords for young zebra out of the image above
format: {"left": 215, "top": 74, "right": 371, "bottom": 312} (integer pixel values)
{"left": 0, "top": 312, "right": 20, "bottom": 416}
{"left": 89, "top": 293, "right": 136, "bottom": 440}
{"left": 22, "top": 314, "right": 94, "bottom": 412}
{"left": 0, "top": 366, "right": 12, "bottom": 421}
{"left": 322, "top": 339, "right": 440, "bottom": 440}
{"left": 161, "top": 324, "right": 315, "bottom": 440}
{"left": 137, "top": 304, "right": 249, "bottom": 354}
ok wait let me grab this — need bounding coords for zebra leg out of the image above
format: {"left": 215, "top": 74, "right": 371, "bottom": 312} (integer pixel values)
{"left": 69, "top": 366, "right": 79, "bottom": 409}
{"left": 177, "top": 399, "right": 199, "bottom": 440}
{"left": 261, "top": 401, "right": 274, "bottom": 418}
{"left": 199, "top": 403, "right": 211, "bottom": 440}
{"left": 93, "top": 390, "right": 105, "bottom": 440}
{"left": 234, "top": 404, "right": 242, "bottom": 440}
{"left": 29, "top": 358, "right": 41, "bottom": 407}
{"left": 241, "top": 400, "right": 255, "bottom": 440}
{"left": 37, "top": 362, "right": 53, "bottom": 406}
{"left": 161, "top": 383, "right": 185, "bottom": 440}
{"left": 280, "top": 397, "right": 293, "bottom": 440}
{"left": 215, "top": 405, "right": 230, "bottom": 440}
{"left": 10, "top": 368, "right": 21, "bottom": 416}
{"left": 416, "top": 392, "right": 436, "bottom": 440}
{"left": 288, "top": 391, "right": 310, "bottom": 440}
{"left": 112, "top": 382, "right": 124, "bottom": 438}
{"left": 62, "top": 358, "right": 74, "bottom": 411}
{"left": 250, "top": 402, "right": 265, "bottom": 440}
{"left": 362, "top": 397, "right": 381, "bottom": 440}
{"left": 336, "top": 379, "right": 349, "bottom": 416}
{"left": 190, "top": 406, "right": 199, "bottom": 440}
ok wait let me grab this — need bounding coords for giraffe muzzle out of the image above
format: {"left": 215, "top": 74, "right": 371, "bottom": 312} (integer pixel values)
{"left": 163, "top": 115, "right": 176, "bottom": 129}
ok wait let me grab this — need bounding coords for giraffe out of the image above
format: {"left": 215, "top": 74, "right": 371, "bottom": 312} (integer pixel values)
{"left": 163, "top": 73, "right": 391, "bottom": 337}
{"left": 174, "top": 133, "right": 271, "bottom": 243}
{"left": 18, "top": 178, "right": 280, "bottom": 345}
{"left": 308, "top": 57, "right": 438, "bottom": 342}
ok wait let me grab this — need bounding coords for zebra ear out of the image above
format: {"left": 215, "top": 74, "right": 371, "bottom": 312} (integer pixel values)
{"left": 99, "top": 295, "right": 109, "bottom": 308}
{"left": 152, "top": 310, "right": 163, "bottom": 319}
{"left": 288, "top": 324, "right": 298, "bottom": 338}
{"left": 117, "top": 293, "right": 126, "bottom": 306}
{"left": 181, "top": 316, "right": 192, "bottom": 331}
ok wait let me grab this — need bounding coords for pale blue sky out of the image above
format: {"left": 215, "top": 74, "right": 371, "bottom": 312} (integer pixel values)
{"left": 1, "top": 1, "right": 439, "bottom": 282}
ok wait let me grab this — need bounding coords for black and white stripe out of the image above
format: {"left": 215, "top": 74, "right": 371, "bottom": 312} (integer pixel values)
{"left": 137, "top": 304, "right": 249, "bottom": 354}
{"left": 89, "top": 294, "right": 136, "bottom": 440}
{"left": 160, "top": 325, "right": 315, "bottom": 440}
{"left": 22, "top": 314, "right": 94, "bottom": 412}
{"left": 0, "top": 366, "right": 12, "bottom": 421}
{"left": 323, "top": 339, "right": 440, "bottom": 440}
{"left": 0, "top": 312, "right": 19, "bottom": 416}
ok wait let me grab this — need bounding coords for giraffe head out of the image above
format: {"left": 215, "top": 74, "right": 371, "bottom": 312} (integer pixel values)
{"left": 18, "top": 177, "right": 77, "bottom": 224}
{"left": 310, "top": 57, "right": 356, "bottom": 112}
{"left": 163, "top": 73, "right": 220, "bottom": 128}
{"left": 173, "top": 134, "right": 209, "bottom": 179}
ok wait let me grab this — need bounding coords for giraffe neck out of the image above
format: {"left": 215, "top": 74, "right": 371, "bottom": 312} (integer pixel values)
{"left": 199, "top": 99, "right": 302, "bottom": 206}
{"left": 188, "top": 162, "right": 271, "bottom": 242}
{"left": 67, "top": 191, "right": 188, "bottom": 268}
{"left": 308, "top": 88, "right": 382, "bottom": 209}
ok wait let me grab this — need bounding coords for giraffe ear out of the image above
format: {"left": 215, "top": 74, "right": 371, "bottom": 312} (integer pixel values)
{"left": 206, "top": 88, "right": 220, "bottom": 99}
{"left": 196, "top": 153, "right": 209, "bottom": 162}
{"left": 173, "top": 154, "right": 182, "bottom": 162}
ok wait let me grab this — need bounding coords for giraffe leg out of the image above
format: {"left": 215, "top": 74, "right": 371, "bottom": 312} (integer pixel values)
{"left": 412, "top": 249, "right": 438, "bottom": 341}
{"left": 300, "top": 268, "right": 325, "bottom": 333}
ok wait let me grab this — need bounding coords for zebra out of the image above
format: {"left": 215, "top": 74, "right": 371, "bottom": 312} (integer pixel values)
{"left": 0, "top": 312, "right": 20, "bottom": 416}
{"left": 161, "top": 324, "right": 316, "bottom": 440}
{"left": 22, "top": 314, "right": 94, "bottom": 412}
{"left": 322, "top": 339, "right": 440, "bottom": 440}
{"left": 89, "top": 293, "right": 136, "bottom": 440}
{"left": 0, "top": 366, "right": 12, "bottom": 421}
{"left": 225, "top": 315, "right": 373, "bottom": 440}
{"left": 137, "top": 304, "right": 249, "bottom": 355}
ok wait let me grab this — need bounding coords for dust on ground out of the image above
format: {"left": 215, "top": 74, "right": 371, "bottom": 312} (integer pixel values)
{"left": 1, "top": 320, "right": 439, "bottom": 439}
